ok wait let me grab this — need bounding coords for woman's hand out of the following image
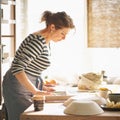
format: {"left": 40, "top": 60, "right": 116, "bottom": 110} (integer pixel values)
{"left": 43, "top": 85, "right": 55, "bottom": 92}
{"left": 15, "top": 71, "right": 53, "bottom": 95}
{"left": 35, "top": 89, "right": 51, "bottom": 95}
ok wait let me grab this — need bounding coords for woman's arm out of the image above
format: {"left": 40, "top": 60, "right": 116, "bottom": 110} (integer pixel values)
{"left": 15, "top": 70, "right": 50, "bottom": 95}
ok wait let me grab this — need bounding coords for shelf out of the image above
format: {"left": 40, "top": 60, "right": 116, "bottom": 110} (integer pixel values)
{"left": 1, "top": 0, "right": 8, "bottom": 4}
{"left": 1, "top": 19, "right": 16, "bottom": 24}
{"left": 1, "top": 35, "right": 15, "bottom": 37}
{"left": 1, "top": 19, "right": 8, "bottom": 24}
{"left": 1, "top": 0, "right": 16, "bottom": 5}
{"left": 0, "top": 0, "right": 16, "bottom": 104}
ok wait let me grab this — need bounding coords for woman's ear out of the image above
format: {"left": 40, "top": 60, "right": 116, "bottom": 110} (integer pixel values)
{"left": 50, "top": 24, "right": 55, "bottom": 31}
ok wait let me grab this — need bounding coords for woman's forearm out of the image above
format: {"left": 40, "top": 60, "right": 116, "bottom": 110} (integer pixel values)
{"left": 14, "top": 71, "right": 38, "bottom": 94}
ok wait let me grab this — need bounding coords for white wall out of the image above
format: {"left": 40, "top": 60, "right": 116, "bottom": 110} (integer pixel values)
{"left": 16, "top": 0, "right": 120, "bottom": 83}
{"left": 26, "top": 0, "right": 90, "bottom": 82}
{"left": 90, "top": 48, "right": 120, "bottom": 77}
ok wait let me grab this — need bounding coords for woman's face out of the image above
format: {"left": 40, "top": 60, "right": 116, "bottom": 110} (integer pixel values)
{"left": 51, "top": 27, "right": 70, "bottom": 42}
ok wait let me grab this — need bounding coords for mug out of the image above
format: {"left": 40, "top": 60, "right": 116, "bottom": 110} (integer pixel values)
{"left": 98, "top": 87, "right": 112, "bottom": 99}
{"left": 32, "top": 95, "right": 45, "bottom": 111}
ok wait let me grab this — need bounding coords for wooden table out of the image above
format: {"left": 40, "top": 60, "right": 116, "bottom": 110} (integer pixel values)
{"left": 20, "top": 102, "right": 120, "bottom": 120}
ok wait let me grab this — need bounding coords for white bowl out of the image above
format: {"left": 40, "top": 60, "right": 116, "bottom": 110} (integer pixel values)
{"left": 63, "top": 97, "right": 78, "bottom": 107}
{"left": 64, "top": 100, "right": 104, "bottom": 115}
{"left": 63, "top": 95, "right": 107, "bottom": 107}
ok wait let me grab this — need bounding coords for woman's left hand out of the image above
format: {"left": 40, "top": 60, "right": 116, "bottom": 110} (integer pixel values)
{"left": 43, "top": 85, "right": 55, "bottom": 92}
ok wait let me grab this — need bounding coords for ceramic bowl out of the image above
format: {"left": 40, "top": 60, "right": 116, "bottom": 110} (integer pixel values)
{"left": 108, "top": 93, "right": 120, "bottom": 103}
{"left": 63, "top": 97, "right": 78, "bottom": 107}
{"left": 64, "top": 100, "right": 104, "bottom": 115}
{"left": 63, "top": 95, "right": 107, "bottom": 107}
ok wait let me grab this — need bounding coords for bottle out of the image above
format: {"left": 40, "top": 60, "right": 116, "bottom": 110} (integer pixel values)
{"left": 101, "top": 70, "right": 108, "bottom": 84}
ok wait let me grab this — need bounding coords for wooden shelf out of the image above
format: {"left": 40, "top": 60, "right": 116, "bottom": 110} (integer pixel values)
{"left": 0, "top": 0, "right": 16, "bottom": 104}
{"left": 1, "top": 19, "right": 16, "bottom": 24}
{"left": 1, "top": 35, "right": 15, "bottom": 37}
{"left": 1, "top": 0, "right": 16, "bottom": 5}
{"left": 1, "top": 0, "right": 8, "bottom": 4}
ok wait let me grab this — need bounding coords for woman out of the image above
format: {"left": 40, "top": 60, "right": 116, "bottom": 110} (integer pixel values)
{"left": 2, "top": 10, "right": 75, "bottom": 120}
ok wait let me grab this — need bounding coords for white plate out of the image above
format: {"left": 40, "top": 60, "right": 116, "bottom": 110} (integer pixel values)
{"left": 45, "top": 95, "right": 72, "bottom": 102}
{"left": 53, "top": 91, "right": 66, "bottom": 96}
{"left": 78, "top": 89, "right": 98, "bottom": 93}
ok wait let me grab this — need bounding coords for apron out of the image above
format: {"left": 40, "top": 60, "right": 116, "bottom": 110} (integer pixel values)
{"left": 2, "top": 68, "right": 43, "bottom": 120}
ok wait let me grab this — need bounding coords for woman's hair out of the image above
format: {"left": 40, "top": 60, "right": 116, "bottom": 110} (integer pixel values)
{"left": 41, "top": 10, "right": 75, "bottom": 30}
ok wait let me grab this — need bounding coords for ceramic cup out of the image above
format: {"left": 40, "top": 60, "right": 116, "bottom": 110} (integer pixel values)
{"left": 98, "top": 87, "right": 112, "bottom": 99}
{"left": 32, "top": 95, "right": 45, "bottom": 111}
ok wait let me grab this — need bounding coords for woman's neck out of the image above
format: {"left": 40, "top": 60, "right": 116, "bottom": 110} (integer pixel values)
{"left": 33, "top": 29, "right": 51, "bottom": 44}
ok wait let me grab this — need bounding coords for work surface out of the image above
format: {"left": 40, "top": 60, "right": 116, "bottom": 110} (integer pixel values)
{"left": 20, "top": 102, "right": 120, "bottom": 120}
{"left": 20, "top": 85, "right": 120, "bottom": 120}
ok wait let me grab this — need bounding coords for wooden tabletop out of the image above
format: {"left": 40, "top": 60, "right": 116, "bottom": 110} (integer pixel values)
{"left": 20, "top": 102, "right": 120, "bottom": 120}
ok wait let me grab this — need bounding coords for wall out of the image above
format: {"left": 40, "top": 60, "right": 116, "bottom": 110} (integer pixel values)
{"left": 16, "top": 0, "right": 120, "bottom": 84}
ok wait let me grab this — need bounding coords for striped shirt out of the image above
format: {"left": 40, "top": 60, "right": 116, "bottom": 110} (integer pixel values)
{"left": 11, "top": 34, "right": 51, "bottom": 77}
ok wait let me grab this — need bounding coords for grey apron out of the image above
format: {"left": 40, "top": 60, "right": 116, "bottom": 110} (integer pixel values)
{"left": 2, "top": 68, "right": 43, "bottom": 120}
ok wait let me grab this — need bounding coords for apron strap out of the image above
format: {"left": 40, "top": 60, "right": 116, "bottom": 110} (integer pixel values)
{"left": 36, "top": 76, "right": 43, "bottom": 90}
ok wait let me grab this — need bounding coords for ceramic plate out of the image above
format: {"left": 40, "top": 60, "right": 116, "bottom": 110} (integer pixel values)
{"left": 78, "top": 89, "right": 97, "bottom": 93}
{"left": 53, "top": 91, "right": 66, "bottom": 96}
{"left": 45, "top": 95, "right": 72, "bottom": 102}
{"left": 101, "top": 105, "right": 120, "bottom": 111}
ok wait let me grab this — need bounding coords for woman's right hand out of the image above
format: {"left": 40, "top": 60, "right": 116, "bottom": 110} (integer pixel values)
{"left": 35, "top": 89, "right": 51, "bottom": 96}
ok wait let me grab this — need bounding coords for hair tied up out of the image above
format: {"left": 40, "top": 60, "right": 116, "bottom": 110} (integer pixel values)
{"left": 41, "top": 10, "right": 52, "bottom": 22}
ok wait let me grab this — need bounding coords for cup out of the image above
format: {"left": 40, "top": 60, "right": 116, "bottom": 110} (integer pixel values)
{"left": 98, "top": 87, "right": 112, "bottom": 99}
{"left": 32, "top": 95, "right": 45, "bottom": 111}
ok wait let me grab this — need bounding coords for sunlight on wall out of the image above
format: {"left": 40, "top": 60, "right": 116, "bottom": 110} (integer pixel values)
{"left": 26, "top": 0, "right": 88, "bottom": 83}
{"left": 16, "top": 0, "right": 120, "bottom": 84}
{"left": 90, "top": 48, "right": 120, "bottom": 77}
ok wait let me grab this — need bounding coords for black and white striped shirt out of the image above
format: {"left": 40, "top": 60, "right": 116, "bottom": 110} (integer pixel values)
{"left": 11, "top": 34, "right": 51, "bottom": 77}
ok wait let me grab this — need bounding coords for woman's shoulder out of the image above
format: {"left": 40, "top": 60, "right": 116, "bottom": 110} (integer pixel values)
{"left": 24, "top": 33, "right": 45, "bottom": 43}
{"left": 30, "top": 33, "right": 45, "bottom": 40}
{"left": 26, "top": 34, "right": 47, "bottom": 50}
